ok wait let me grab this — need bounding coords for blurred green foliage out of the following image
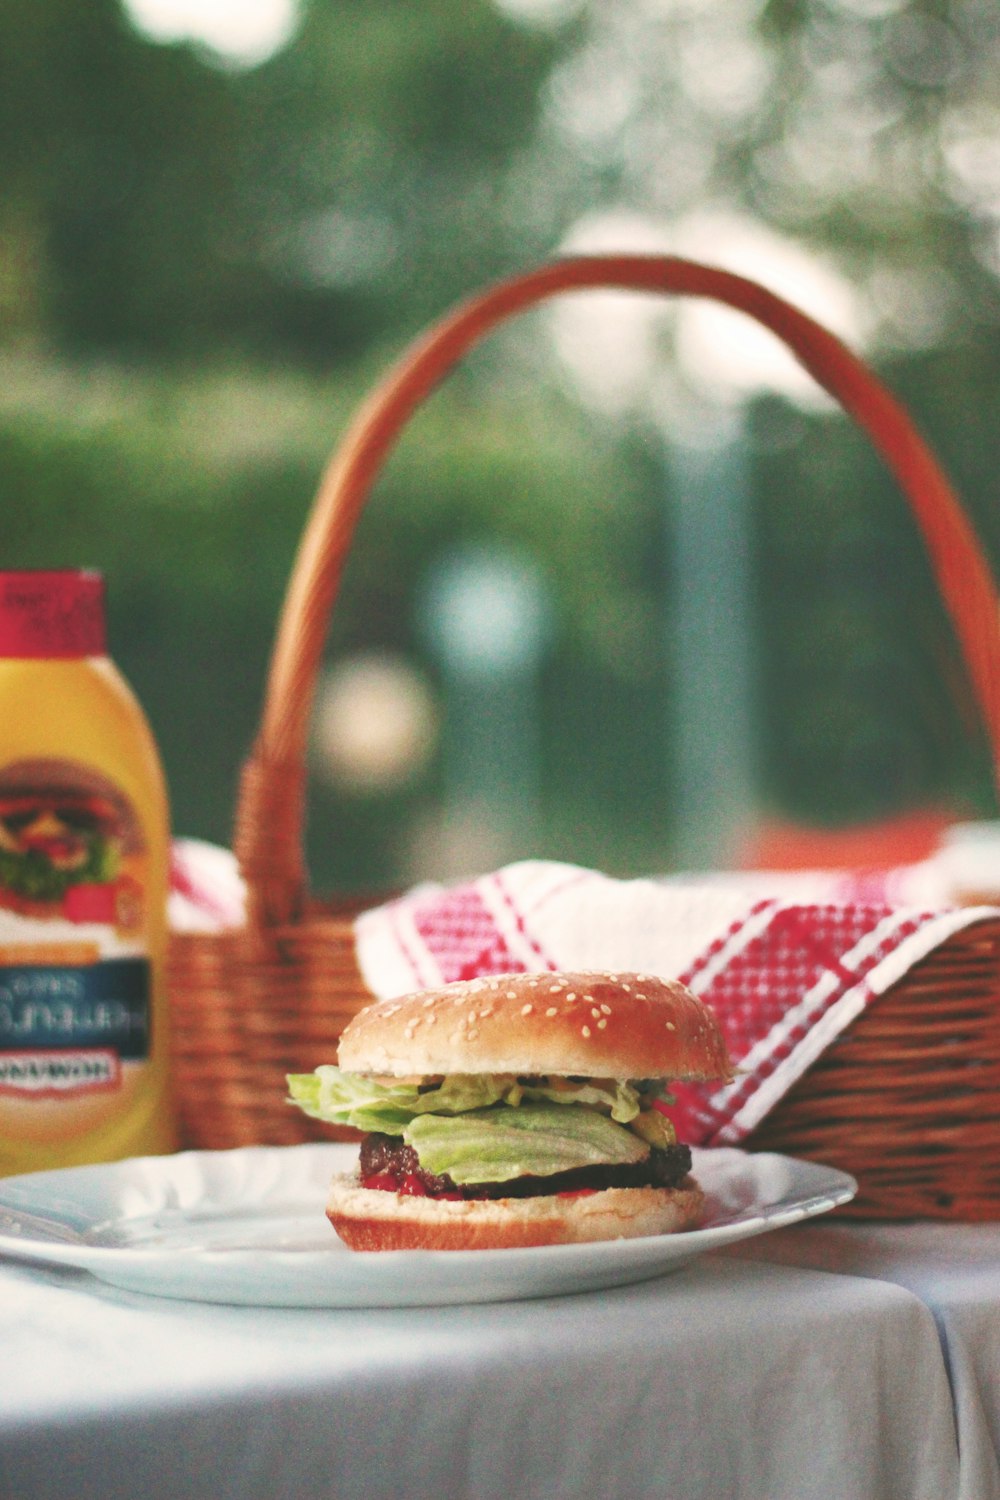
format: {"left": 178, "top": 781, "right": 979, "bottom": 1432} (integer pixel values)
{"left": 0, "top": 0, "right": 557, "bottom": 361}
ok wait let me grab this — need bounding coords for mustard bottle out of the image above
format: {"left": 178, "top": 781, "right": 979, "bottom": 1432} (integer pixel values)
{"left": 0, "top": 570, "right": 177, "bottom": 1172}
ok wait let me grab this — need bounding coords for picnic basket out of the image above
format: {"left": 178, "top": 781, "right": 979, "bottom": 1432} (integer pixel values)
{"left": 167, "top": 254, "right": 1000, "bottom": 1219}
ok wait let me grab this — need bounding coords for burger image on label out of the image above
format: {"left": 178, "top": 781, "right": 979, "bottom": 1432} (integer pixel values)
{"left": 0, "top": 789, "right": 121, "bottom": 908}
{"left": 287, "top": 970, "right": 733, "bottom": 1251}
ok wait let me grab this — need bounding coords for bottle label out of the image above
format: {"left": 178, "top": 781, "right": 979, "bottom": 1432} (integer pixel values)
{"left": 0, "top": 759, "right": 151, "bottom": 1102}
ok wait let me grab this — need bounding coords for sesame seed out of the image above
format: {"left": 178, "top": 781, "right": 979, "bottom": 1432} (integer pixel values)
{"left": 546, "top": 1007, "right": 558, "bottom": 1017}
{"left": 507, "top": 989, "right": 518, "bottom": 1000}
{"left": 597, "top": 1019, "right": 608, "bottom": 1030}
{"left": 422, "top": 996, "right": 436, "bottom": 1008}
{"left": 666, "top": 1021, "right": 676, "bottom": 1031}
{"left": 581, "top": 1025, "right": 592, "bottom": 1038}
{"left": 479, "top": 1006, "right": 494, "bottom": 1018}
{"left": 549, "top": 983, "right": 565, "bottom": 994}
{"left": 521, "top": 1003, "right": 533, "bottom": 1015}
{"left": 566, "top": 992, "right": 577, "bottom": 1001}
{"left": 621, "top": 984, "right": 631, "bottom": 994}
{"left": 591, "top": 1007, "right": 601, "bottom": 1019}
{"left": 600, "top": 1004, "right": 612, "bottom": 1015}
{"left": 426, "top": 1015, "right": 437, "bottom": 1026}
{"left": 467, "top": 1028, "right": 479, "bottom": 1040}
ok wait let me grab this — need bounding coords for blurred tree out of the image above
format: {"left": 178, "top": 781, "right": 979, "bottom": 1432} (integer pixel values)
{"left": 0, "top": 0, "right": 558, "bottom": 362}
{"left": 503, "top": 0, "right": 1000, "bottom": 832}
{"left": 233, "top": 0, "right": 562, "bottom": 360}
{"left": 522, "top": 0, "right": 1000, "bottom": 319}
{"left": 0, "top": 0, "right": 246, "bottom": 355}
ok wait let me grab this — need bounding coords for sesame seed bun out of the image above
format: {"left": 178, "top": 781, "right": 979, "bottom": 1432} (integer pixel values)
{"left": 337, "top": 970, "right": 732, "bottom": 1083}
{"left": 326, "top": 1172, "right": 706, "bottom": 1251}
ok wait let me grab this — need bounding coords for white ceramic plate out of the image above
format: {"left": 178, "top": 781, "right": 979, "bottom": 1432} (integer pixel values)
{"left": 0, "top": 1144, "right": 855, "bottom": 1307}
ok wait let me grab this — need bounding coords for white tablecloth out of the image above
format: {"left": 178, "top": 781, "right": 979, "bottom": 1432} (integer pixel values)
{"left": 726, "top": 1222, "right": 1000, "bottom": 1500}
{"left": 0, "top": 1237, "right": 964, "bottom": 1500}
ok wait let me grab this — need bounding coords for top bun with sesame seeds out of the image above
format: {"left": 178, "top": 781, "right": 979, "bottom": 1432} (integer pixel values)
{"left": 337, "top": 970, "right": 732, "bottom": 1084}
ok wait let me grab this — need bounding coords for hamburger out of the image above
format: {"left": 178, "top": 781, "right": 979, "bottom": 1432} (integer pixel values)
{"left": 287, "top": 969, "right": 732, "bottom": 1252}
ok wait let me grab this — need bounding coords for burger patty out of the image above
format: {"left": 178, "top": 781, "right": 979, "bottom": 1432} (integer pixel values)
{"left": 359, "top": 1131, "right": 694, "bottom": 1200}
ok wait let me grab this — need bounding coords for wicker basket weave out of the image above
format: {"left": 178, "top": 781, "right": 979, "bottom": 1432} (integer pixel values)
{"left": 167, "top": 254, "right": 1000, "bottom": 1218}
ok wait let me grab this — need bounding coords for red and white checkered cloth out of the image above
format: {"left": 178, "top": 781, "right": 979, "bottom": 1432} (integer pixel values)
{"left": 352, "top": 858, "right": 998, "bottom": 1147}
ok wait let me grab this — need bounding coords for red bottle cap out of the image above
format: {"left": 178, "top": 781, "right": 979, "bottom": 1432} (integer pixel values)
{"left": 0, "top": 570, "right": 107, "bottom": 659}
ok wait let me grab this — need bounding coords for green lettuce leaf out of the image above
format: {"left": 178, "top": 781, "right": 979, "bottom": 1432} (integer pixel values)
{"left": 403, "top": 1102, "right": 650, "bottom": 1184}
{"left": 516, "top": 1077, "right": 641, "bottom": 1122}
{"left": 286, "top": 1067, "right": 509, "bottom": 1134}
{"left": 286, "top": 1067, "right": 645, "bottom": 1133}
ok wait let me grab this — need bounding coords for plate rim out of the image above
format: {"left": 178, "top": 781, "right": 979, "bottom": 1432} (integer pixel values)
{"left": 0, "top": 1142, "right": 857, "bottom": 1296}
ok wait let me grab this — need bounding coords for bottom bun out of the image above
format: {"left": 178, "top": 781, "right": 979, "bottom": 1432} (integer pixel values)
{"left": 326, "top": 1172, "right": 705, "bottom": 1252}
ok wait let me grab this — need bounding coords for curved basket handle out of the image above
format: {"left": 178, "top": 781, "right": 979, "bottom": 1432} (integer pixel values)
{"left": 234, "top": 253, "right": 1000, "bottom": 927}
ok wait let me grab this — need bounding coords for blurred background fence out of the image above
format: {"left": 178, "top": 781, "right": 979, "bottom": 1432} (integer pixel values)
{"left": 3, "top": 0, "right": 999, "bottom": 893}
